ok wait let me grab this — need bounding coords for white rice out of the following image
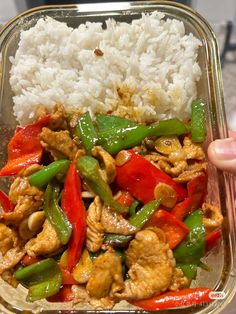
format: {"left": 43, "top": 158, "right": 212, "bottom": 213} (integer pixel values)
{"left": 10, "top": 12, "right": 202, "bottom": 126}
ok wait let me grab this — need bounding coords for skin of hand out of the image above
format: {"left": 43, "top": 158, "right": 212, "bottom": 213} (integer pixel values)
{"left": 208, "top": 131, "right": 236, "bottom": 174}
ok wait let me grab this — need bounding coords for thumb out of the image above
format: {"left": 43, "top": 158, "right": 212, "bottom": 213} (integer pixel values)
{"left": 208, "top": 137, "right": 236, "bottom": 174}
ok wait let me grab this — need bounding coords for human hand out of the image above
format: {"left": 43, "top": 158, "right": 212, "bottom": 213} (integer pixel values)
{"left": 208, "top": 131, "right": 236, "bottom": 174}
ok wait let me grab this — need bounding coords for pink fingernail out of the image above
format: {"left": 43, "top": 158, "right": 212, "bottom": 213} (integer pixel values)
{"left": 213, "top": 138, "right": 236, "bottom": 160}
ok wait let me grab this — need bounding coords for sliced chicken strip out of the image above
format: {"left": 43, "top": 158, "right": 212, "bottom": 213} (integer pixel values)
{"left": 86, "top": 196, "right": 104, "bottom": 253}
{"left": 0, "top": 224, "right": 20, "bottom": 255}
{"left": 9, "top": 177, "right": 43, "bottom": 205}
{"left": 92, "top": 146, "right": 116, "bottom": 184}
{"left": 0, "top": 196, "right": 43, "bottom": 226}
{"left": 116, "top": 228, "right": 187, "bottom": 300}
{"left": 40, "top": 127, "right": 78, "bottom": 160}
{"left": 182, "top": 136, "right": 205, "bottom": 160}
{"left": 72, "top": 285, "right": 115, "bottom": 310}
{"left": 86, "top": 248, "right": 124, "bottom": 299}
{"left": 101, "top": 206, "right": 138, "bottom": 235}
{"left": 25, "top": 219, "right": 62, "bottom": 257}
{"left": 0, "top": 247, "right": 25, "bottom": 275}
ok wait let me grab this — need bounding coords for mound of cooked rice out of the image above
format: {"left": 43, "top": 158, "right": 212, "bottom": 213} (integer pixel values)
{"left": 10, "top": 12, "right": 202, "bottom": 126}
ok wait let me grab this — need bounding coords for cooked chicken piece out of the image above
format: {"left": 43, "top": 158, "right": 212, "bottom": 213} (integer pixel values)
{"left": 72, "top": 284, "right": 88, "bottom": 302}
{"left": 101, "top": 206, "right": 138, "bottom": 235}
{"left": 1, "top": 196, "right": 43, "bottom": 226}
{"left": 182, "top": 136, "right": 205, "bottom": 160}
{"left": 49, "top": 104, "right": 67, "bottom": 130}
{"left": 25, "top": 219, "right": 61, "bottom": 256}
{"left": 72, "top": 285, "right": 115, "bottom": 310}
{"left": 169, "top": 268, "right": 189, "bottom": 291}
{"left": 0, "top": 224, "right": 20, "bottom": 255}
{"left": 173, "top": 162, "right": 207, "bottom": 183}
{"left": 86, "top": 248, "right": 124, "bottom": 299}
{"left": 144, "top": 152, "right": 168, "bottom": 163}
{"left": 92, "top": 146, "right": 116, "bottom": 184}
{"left": 158, "top": 159, "right": 188, "bottom": 176}
{"left": 1, "top": 270, "right": 18, "bottom": 288}
{"left": 89, "top": 296, "right": 115, "bottom": 310}
{"left": 147, "top": 137, "right": 205, "bottom": 179}
{"left": 202, "top": 203, "right": 223, "bottom": 231}
{"left": 116, "top": 228, "right": 187, "bottom": 300}
{"left": 152, "top": 143, "right": 188, "bottom": 177}
{"left": 0, "top": 224, "right": 25, "bottom": 276}
{"left": 18, "top": 164, "right": 44, "bottom": 177}
{"left": 40, "top": 127, "right": 78, "bottom": 160}
{"left": 174, "top": 171, "right": 203, "bottom": 183}
{"left": 0, "top": 247, "right": 25, "bottom": 275}
{"left": 9, "top": 177, "right": 43, "bottom": 205}
{"left": 86, "top": 196, "right": 104, "bottom": 253}
{"left": 0, "top": 223, "right": 25, "bottom": 279}
{"left": 154, "top": 183, "right": 177, "bottom": 208}
{"left": 36, "top": 104, "right": 67, "bottom": 130}
{"left": 69, "top": 112, "right": 81, "bottom": 129}
{"left": 188, "top": 161, "right": 208, "bottom": 172}
{"left": 144, "top": 153, "right": 166, "bottom": 169}
{"left": 74, "top": 148, "right": 86, "bottom": 161}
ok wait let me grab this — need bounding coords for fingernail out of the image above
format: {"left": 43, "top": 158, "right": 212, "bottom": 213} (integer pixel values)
{"left": 213, "top": 138, "right": 236, "bottom": 160}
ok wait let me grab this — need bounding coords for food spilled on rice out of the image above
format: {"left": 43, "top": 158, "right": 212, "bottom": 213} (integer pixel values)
{"left": 0, "top": 13, "right": 223, "bottom": 311}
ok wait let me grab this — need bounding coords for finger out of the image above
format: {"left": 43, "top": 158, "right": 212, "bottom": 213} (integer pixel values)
{"left": 207, "top": 138, "right": 236, "bottom": 174}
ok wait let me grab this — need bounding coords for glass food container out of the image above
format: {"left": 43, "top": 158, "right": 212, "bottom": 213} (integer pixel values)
{"left": 0, "top": 1, "right": 235, "bottom": 313}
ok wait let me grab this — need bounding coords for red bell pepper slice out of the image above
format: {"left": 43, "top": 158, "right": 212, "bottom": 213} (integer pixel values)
{"left": 205, "top": 230, "right": 221, "bottom": 252}
{"left": 171, "top": 174, "right": 207, "bottom": 220}
{"left": 0, "top": 189, "right": 14, "bottom": 212}
{"left": 0, "top": 115, "right": 50, "bottom": 176}
{"left": 130, "top": 288, "right": 213, "bottom": 311}
{"left": 145, "top": 209, "right": 189, "bottom": 249}
{"left": 117, "top": 191, "right": 133, "bottom": 207}
{"left": 47, "top": 285, "right": 74, "bottom": 302}
{"left": 116, "top": 150, "right": 187, "bottom": 204}
{"left": 61, "top": 162, "right": 86, "bottom": 272}
{"left": 60, "top": 267, "right": 78, "bottom": 285}
{"left": 21, "top": 254, "right": 42, "bottom": 266}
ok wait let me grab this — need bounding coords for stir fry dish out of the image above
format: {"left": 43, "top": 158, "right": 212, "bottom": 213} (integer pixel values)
{"left": 0, "top": 100, "right": 223, "bottom": 311}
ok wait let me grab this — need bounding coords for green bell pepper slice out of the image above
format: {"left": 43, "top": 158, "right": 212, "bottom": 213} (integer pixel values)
{"left": 77, "top": 156, "right": 128, "bottom": 213}
{"left": 176, "top": 263, "right": 198, "bottom": 287}
{"left": 95, "top": 113, "right": 137, "bottom": 131}
{"left": 191, "top": 99, "right": 206, "bottom": 143}
{"left": 98, "top": 118, "right": 190, "bottom": 155}
{"left": 104, "top": 199, "right": 160, "bottom": 245}
{"left": 75, "top": 111, "right": 99, "bottom": 154}
{"left": 27, "top": 271, "right": 62, "bottom": 302}
{"left": 44, "top": 182, "right": 72, "bottom": 245}
{"left": 14, "top": 258, "right": 62, "bottom": 302}
{"left": 129, "top": 199, "right": 160, "bottom": 228}
{"left": 14, "top": 258, "right": 56, "bottom": 286}
{"left": 99, "top": 124, "right": 150, "bottom": 154}
{"left": 129, "top": 199, "right": 139, "bottom": 217}
{"left": 28, "top": 160, "right": 70, "bottom": 189}
{"left": 174, "top": 209, "right": 205, "bottom": 264}
{"left": 148, "top": 118, "right": 191, "bottom": 137}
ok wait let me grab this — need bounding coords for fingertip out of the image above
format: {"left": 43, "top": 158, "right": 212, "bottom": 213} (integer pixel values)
{"left": 207, "top": 140, "right": 236, "bottom": 174}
